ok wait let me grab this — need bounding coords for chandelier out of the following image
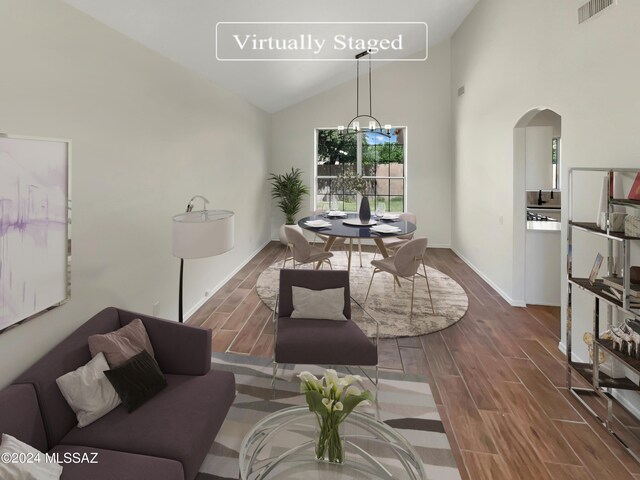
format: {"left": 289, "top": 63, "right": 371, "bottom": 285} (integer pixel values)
{"left": 338, "top": 49, "right": 391, "bottom": 137}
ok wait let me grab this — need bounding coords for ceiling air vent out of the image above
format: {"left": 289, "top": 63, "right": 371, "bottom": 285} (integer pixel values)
{"left": 578, "top": 0, "right": 616, "bottom": 24}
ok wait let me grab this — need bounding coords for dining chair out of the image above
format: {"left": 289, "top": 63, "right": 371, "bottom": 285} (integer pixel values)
{"left": 312, "top": 209, "right": 364, "bottom": 267}
{"left": 373, "top": 212, "right": 417, "bottom": 260}
{"left": 365, "top": 237, "right": 434, "bottom": 319}
{"left": 272, "top": 269, "right": 379, "bottom": 390}
{"left": 283, "top": 225, "right": 333, "bottom": 269}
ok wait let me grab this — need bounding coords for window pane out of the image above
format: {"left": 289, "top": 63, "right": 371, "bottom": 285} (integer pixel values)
{"left": 315, "top": 128, "right": 405, "bottom": 213}
{"left": 389, "top": 196, "right": 404, "bottom": 213}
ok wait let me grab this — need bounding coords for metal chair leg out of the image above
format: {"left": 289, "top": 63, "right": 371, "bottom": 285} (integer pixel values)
{"left": 410, "top": 275, "right": 416, "bottom": 321}
{"left": 365, "top": 269, "right": 378, "bottom": 303}
{"left": 358, "top": 239, "right": 363, "bottom": 267}
{"left": 271, "top": 362, "right": 278, "bottom": 399}
{"left": 423, "top": 262, "right": 435, "bottom": 314}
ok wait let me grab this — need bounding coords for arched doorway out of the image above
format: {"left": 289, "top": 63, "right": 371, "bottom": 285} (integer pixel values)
{"left": 513, "top": 108, "right": 562, "bottom": 306}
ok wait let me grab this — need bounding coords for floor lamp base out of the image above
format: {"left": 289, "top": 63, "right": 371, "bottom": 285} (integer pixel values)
{"left": 179, "top": 258, "right": 184, "bottom": 323}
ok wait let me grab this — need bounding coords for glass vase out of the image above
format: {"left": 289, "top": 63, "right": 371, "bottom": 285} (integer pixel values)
{"left": 315, "top": 414, "right": 345, "bottom": 464}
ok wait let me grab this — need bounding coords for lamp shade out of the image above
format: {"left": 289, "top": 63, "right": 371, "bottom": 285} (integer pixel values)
{"left": 172, "top": 210, "right": 234, "bottom": 259}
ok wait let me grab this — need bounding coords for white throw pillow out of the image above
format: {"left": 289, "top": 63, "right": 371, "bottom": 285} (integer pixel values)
{"left": 290, "top": 286, "right": 347, "bottom": 321}
{"left": 0, "top": 433, "right": 63, "bottom": 480}
{"left": 56, "top": 352, "right": 121, "bottom": 428}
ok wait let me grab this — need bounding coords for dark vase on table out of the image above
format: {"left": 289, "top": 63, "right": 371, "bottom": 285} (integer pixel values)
{"left": 359, "top": 196, "right": 371, "bottom": 223}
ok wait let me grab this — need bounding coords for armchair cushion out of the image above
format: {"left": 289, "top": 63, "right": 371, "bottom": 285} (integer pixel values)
{"left": 275, "top": 317, "right": 377, "bottom": 366}
{"left": 291, "top": 286, "right": 346, "bottom": 321}
{"left": 279, "top": 269, "right": 351, "bottom": 318}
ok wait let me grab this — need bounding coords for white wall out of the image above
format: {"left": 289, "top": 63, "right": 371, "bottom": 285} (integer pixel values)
{"left": 270, "top": 41, "right": 453, "bottom": 248}
{"left": 451, "top": 0, "right": 640, "bottom": 364}
{"left": 0, "top": 0, "right": 271, "bottom": 387}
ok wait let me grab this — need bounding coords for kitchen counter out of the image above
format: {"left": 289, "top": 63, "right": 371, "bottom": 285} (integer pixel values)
{"left": 527, "top": 221, "right": 561, "bottom": 232}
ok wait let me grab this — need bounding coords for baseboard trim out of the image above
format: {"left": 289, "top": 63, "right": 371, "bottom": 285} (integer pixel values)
{"left": 450, "top": 246, "right": 526, "bottom": 307}
{"left": 558, "top": 342, "right": 640, "bottom": 420}
{"left": 184, "top": 239, "right": 271, "bottom": 321}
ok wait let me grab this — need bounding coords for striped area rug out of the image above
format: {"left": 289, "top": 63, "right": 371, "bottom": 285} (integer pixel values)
{"left": 196, "top": 353, "right": 460, "bottom": 480}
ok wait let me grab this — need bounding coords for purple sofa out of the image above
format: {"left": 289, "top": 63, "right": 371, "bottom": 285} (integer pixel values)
{"left": 0, "top": 307, "right": 236, "bottom": 480}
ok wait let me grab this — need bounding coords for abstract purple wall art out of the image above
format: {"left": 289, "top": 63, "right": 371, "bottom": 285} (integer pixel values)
{"left": 0, "top": 134, "right": 70, "bottom": 331}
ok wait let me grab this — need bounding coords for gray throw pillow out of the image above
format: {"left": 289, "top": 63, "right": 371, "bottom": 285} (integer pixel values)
{"left": 290, "top": 286, "right": 347, "bottom": 321}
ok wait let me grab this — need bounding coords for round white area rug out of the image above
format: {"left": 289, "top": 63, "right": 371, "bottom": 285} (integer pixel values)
{"left": 256, "top": 252, "right": 469, "bottom": 338}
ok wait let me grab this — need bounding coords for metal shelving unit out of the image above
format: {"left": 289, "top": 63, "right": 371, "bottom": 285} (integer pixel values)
{"left": 567, "top": 167, "right": 640, "bottom": 461}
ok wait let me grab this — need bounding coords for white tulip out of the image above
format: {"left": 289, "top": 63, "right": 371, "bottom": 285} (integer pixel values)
{"left": 298, "top": 371, "right": 319, "bottom": 382}
{"left": 344, "top": 374, "right": 363, "bottom": 385}
{"left": 345, "top": 385, "right": 362, "bottom": 397}
{"left": 325, "top": 369, "right": 339, "bottom": 387}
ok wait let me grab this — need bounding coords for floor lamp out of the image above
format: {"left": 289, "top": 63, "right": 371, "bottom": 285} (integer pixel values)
{"left": 172, "top": 195, "right": 234, "bottom": 323}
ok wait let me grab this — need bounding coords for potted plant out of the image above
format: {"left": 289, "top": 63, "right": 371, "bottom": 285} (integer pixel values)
{"left": 269, "top": 168, "right": 310, "bottom": 245}
{"left": 335, "top": 171, "right": 372, "bottom": 223}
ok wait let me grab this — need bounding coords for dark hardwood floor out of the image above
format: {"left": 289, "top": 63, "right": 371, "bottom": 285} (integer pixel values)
{"left": 188, "top": 242, "right": 640, "bottom": 479}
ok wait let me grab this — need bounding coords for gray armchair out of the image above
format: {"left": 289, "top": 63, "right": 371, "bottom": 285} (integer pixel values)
{"left": 272, "top": 269, "right": 379, "bottom": 387}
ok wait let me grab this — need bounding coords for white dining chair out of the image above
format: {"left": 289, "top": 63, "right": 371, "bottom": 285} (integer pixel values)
{"left": 283, "top": 225, "right": 333, "bottom": 269}
{"left": 365, "top": 237, "right": 434, "bottom": 319}
{"left": 313, "top": 209, "right": 364, "bottom": 267}
{"left": 373, "top": 212, "right": 417, "bottom": 260}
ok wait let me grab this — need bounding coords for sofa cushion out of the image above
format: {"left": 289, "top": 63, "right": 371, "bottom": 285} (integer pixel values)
{"left": 0, "top": 384, "right": 48, "bottom": 453}
{"left": 88, "top": 318, "right": 155, "bottom": 367}
{"left": 60, "top": 370, "right": 235, "bottom": 480}
{"left": 275, "top": 317, "right": 377, "bottom": 366}
{"left": 104, "top": 351, "right": 167, "bottom": 412}
{"left": 0, "top": 433, "right": 63, "bottom": 479}
{"left": 14, "top": 307, "right": 122, "bottom": 448}
{"left": 55, "top": 352, "right": 121, "bottom": 427}
{"left": 50, "top": 445, "right": 183, "bottom": 480}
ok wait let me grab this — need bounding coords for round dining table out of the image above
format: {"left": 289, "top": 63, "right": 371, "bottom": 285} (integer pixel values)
{"left": 298, "top": 212, "right": 417, "bottom": 272}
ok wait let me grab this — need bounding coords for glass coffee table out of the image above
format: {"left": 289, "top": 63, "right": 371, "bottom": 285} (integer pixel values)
{"left": 239, "top": 406, "right": 426, "bottom": 479}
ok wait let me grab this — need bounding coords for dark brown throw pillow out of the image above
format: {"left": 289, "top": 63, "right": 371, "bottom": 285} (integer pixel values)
{"left": 104, "top": 351, "right": 167, "bottom": 412}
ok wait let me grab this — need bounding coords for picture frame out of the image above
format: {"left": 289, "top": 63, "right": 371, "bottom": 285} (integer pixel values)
{"left": 588, "top": 253, "right": 604, "bottom": 285}
{"left": 0, "top": 133, "right": 72, "bottom": 332}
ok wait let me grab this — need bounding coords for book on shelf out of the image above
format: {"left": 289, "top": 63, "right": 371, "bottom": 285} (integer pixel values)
{"left": 602, "top": 287, "right": 640, "bottom": 307}
{"left": 602, "top": 276, "right": 640, "bottom": 298}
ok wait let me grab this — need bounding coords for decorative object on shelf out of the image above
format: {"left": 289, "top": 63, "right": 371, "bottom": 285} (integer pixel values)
{"left": 334, "top": 171, "right": 371, "bottom": 222}
{"left": 583, "top": 331, "right": 608, "bottom": 363}
{"left": 599, "top": 212, "right": 626, "bottom": 232}
{"left": 631, "top": 266, "right": 640, "bottom": 284}
{"left": 588, "top": 253, "right": 604, "bottom": 285}
{"left": 338, "top": 49, "right": 391, "bottom": 137}
{"left": 269, "top": 168, "right": 310, "bottom": 245}
{"left": 172, "top": 196, "right": 234, "bottom": 323}
{"left": 596, "top": 175, "right": 608, "bottom": 228}
{"left": 0, "top": 134, "right": 71, "bottom": 332}
{"left": 298, "top": 369, "right": 373, "bottom": 464}
{"left": 624, "top": 215, "right": 640, "bottom": 238}
{"left": 611, "top": 322, "right": 640, "bottom": 360}
{"left": 628, "top": 172, "right": 640, "bottom": 200}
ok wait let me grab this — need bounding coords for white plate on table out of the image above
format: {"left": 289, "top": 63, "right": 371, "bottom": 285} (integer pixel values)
{"left": 326, "top": 211, "right": 347, "bottom": 217}
{"left": 305, "top": 220, "right": 332, "bottom": 228}
{"left": 380, "top": 213, "right": 400, "bottom": 220}
{"left": 343, "top": 218, "right": 377, "bottom": 226}
{"left": 370, "top": 224, "right": 402, "bottom": 234}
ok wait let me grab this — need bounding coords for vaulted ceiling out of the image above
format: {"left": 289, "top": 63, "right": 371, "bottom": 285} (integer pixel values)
{"left": 64, "top": 0, "right": 478, "bottom": 112}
